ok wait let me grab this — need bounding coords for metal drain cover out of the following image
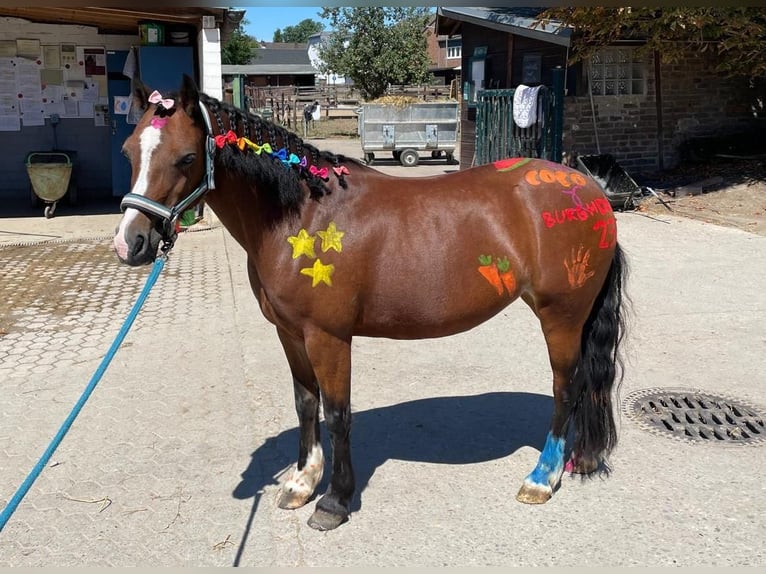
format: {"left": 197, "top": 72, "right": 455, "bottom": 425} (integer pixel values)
{"left": 623, "top": 388, "right": 766, "bottom": 446}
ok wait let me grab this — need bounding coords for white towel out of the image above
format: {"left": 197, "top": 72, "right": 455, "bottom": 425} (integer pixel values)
{"left": 513, "top": 84, "right": 542, "bottom": 129}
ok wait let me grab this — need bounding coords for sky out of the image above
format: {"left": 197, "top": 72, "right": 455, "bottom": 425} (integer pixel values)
{"left": 240, "top": 7, "right": 329, "bottom": 42}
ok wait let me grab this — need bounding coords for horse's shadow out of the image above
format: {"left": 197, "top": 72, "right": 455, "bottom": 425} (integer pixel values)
{"left": 232, "top": 391, "right": 551, "bottom": 511}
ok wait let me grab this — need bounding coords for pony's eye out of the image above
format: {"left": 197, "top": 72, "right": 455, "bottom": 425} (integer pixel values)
{"left": 178, "top": 153, "right": 196, "bottom": 167}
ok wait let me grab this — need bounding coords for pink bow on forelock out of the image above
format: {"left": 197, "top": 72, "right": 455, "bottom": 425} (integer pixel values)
{"left": 333, "top": 166, "right": 349, "bottom": 177}
{"left": 214, "top": 130, "right": 238, "bottom": 148}
{"left": 148, "top": 90, "right": 175, "bottom": 110}
{"left": 309, "top": 165, "right": 329, "bottom": 179}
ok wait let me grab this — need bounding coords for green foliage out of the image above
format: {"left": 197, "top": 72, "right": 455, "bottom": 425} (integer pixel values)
{"left": 318, "top": 7, "right": 433, "bottom": 100}
{"left": 222, "top": 19, "right": 258, "bottom": 65}
{"left": 273, "top": 18, "right": 324, "bottom": 43}
{"left": 538, "top": 7, "right": 766, "bottom": 78}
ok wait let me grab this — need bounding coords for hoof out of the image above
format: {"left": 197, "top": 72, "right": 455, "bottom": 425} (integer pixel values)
{"left": 307, "top": 507, "right": 348, "bottom": 531}
{"left": 277, "top": 484, "right": 313, "bottom": 510}
{"left": 516, "top": 482, "right": 552, "bottom": 505}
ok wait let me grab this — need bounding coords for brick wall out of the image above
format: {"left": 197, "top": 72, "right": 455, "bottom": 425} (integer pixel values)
{"left": 563, "top": 50, "right": 761, "bottom": 174}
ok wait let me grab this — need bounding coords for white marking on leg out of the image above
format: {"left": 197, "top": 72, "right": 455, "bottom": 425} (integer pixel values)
{"left": 282, "top": 443, "right": 324, "bottom": 502}
{"left": 113, "top": 125, "right": 162, "bottom": 257}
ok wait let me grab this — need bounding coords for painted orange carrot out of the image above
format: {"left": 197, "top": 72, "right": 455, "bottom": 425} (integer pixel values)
{"left": 478, "top": 254, "right": 503, "bottom": 296}
{"left": 496, "top": 256, "right": 516, "bottom": 295}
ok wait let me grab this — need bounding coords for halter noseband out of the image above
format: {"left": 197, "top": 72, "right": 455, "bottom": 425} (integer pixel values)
{"left": 119, "top": 100, "right": 217, "bottom": 252}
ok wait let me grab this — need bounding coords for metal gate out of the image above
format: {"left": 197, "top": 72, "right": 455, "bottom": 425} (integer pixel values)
{"left": 474, "top": 68, "right": 565, "bottom": 166}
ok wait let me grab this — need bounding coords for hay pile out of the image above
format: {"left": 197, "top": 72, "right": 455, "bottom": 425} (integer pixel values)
{"left": 368, "top": 95, "right": 420, "bottom": 108}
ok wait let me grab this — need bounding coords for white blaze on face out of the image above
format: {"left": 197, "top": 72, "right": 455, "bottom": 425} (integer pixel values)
{"left": 113, "top": 125, "right": 163, "bottom": 259}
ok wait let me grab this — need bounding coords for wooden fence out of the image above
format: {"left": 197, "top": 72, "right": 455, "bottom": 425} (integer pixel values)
{"left": 241, "top": 81, "right": 459, "bottom": 130}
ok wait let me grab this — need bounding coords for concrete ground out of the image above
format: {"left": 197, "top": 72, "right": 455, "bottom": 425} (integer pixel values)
{"left": 1, "top": 139, "right": 765, "bottom": 566}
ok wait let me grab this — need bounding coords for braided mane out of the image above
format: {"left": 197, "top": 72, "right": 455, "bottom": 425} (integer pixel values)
{"left": 192, "top": 93, "right": 355, "bottom": 218}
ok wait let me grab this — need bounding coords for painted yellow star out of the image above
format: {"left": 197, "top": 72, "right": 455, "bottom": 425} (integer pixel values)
{"left": 317, "top": 221, "right": 345, "bottom": 253}
{"left": 287, "top": 228, "right": 316, "bottom": 260}
{"left": 300, "top": 258, "right": 335, "bottom": 287}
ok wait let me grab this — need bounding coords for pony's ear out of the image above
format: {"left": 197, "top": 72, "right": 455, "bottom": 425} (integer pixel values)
{"left": 132, "top": 77, "right": 150, "bottom": 111}
{"left": 179, "top": 74, "right": 199, "bottom": 115}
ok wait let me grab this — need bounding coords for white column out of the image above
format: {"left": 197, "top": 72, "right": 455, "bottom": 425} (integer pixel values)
{"left": 198, "top": 26, "right": 223, "bottom": 99}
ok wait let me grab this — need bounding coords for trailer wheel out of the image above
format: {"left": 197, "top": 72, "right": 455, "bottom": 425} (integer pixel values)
{"left": 430, "top": 150, "right": 443, "bottom": 158}
{"left": 446, "top": 152, "right": 457, "bottom": 165}
{"left": 399, "top": 149, "right": 419, "bottom": 167}
{"left": 364, "top": 152, "right": 375, "bottom": 165}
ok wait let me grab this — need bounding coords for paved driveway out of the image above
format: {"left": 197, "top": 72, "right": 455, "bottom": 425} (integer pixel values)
{"left": 1, "top": 144, "right": 765, "bottom": 566}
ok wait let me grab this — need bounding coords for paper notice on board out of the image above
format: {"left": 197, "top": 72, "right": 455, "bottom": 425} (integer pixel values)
{"left": 40, "top": 68, "right": 64, "bottom": 87}
{"left": 20, "top": 99, "right": 45, "bottom": 126}
{"left": 78, "top": 101, "right": 95, "bottom": 118}
{"left": 82, "top": 79, "right": 99, "bottom": 102}
{"left": 0, "top": 115, "right": 21, "bottom": 131}
{"left": 0, "top": 94, "right": 17, "bottom": 115}
{"left": 42, "top": 45, "right": 61, "bottom": 69}
{"left": 0, "top": 58, "right": 16, "bottom": 94}
{"left": 42, "top": 84, "right": 63, "bottom": 103}
{"left": 15, "top": 59, "right": 42, "bottom": 97}
{"left": 44, "top": 102, "right": 65, "bottom": 117}
{"left": 62, "top": 98, "right": 78, "bottom": 117}
{"left": 82, "top": 47, "right": 106, "bottom": 76}
{"left": 114, "top": 95, "right": 130, "bottom": 115}
{"left": 16, "top": 39, "right": 41, "bottom": 60}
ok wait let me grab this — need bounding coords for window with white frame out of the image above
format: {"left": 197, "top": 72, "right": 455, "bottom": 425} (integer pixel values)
{"left": 589, "top": 48, "right": 646, "bottom": 96}
{"left": 446, "top": 38, "right": 461, "bottom": 60}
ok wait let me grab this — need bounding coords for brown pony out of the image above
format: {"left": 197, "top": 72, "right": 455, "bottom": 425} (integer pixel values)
{"left": 113, "top": 76, "right": 628, "bottom": 531}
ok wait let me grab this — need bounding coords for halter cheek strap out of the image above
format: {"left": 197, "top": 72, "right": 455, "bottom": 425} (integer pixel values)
{"left": 120, "top": 100, "right": 217, "bottom": 250}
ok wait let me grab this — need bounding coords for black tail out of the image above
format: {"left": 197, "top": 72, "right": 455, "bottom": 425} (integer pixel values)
{"left": 571, "top": 242, "right": 629, "bottom": 464}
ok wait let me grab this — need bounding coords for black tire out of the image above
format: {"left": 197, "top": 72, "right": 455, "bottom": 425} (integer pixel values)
{"left": 446, "top": 152, "right": 457, "bottom": 165}
{"left": 400, "top": 149, "right": 419, "bottom": 167}
{"left": 430, "top": 150, "right": 443, "bottom": 159}
{"left": 365, "top": 152, "right": 375, "bottom": 165}
{"left": 392, "top": 150, "right": 402, "bottom": 161}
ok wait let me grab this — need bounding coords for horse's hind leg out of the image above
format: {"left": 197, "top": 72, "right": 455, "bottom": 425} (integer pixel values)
{"left": 275, "top": 328, "right": 325, "bottom": 510}
{"left": 516, "top": 306, "right": 582, "bottom": 504}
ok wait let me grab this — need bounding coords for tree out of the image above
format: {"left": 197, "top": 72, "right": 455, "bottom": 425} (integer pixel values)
{"left": 273, "top": 18, "right": 324, "bottom": 43}
{"left": 537, "top": 7, "right": 766, "bottom": 78}
{"left": 221, "top": 18, "right": 258, "bottom": 65}
{"left": 317, "top": 7, "right": 433, "bottom": 100}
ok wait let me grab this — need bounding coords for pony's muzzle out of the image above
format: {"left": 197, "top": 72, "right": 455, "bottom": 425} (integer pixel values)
{"left": 114, "top": 214, "right": 164, "bottom": 266}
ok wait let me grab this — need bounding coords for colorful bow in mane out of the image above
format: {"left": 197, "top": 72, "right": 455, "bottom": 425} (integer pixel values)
{"left": 237, "top": 137, "right": 273, "bottom": 155}
{"left": 272, "top": 147, "right": 288, "bottom": 161}
{"left": 309, "top": 165, "right": 329, "bottom": 180}
{"left": 214, "top": 130, "right": 238, "bottom": 148}
{"left": 148, "top": 90, "right": 175, "bottom": 110}
{"left": 282, "top": 153, "right": 302, "bottom": 167}
{"left": 333, "top": 166, "right": 350, "bottom": 177}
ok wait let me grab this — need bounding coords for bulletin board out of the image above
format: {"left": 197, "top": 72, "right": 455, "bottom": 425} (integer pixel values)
{"left": 0, "top": 40, "right": 109, "bottom": 131}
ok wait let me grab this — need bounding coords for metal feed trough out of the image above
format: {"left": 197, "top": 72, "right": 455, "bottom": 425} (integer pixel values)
{"left": 575, "top": 153, "right": 642, "bottom": 211}
{"left": 357, "top": 101, "right": 459, "bottom": 167}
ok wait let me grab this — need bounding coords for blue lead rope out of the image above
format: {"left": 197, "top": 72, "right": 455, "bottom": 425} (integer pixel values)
{"left": 0, "top": 255, "right": 167, "bottom": 533}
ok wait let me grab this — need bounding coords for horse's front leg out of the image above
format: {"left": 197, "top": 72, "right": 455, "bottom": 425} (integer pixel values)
{"left": 304, "top": 329, "right": 354, "bottom": 531}
{"left": 275, "top": 328, "right": 325, "bottom": 510}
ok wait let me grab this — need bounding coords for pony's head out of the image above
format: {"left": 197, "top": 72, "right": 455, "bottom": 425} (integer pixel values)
{"left": 113, "top": 74, "right": 208, "bottom": 265}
